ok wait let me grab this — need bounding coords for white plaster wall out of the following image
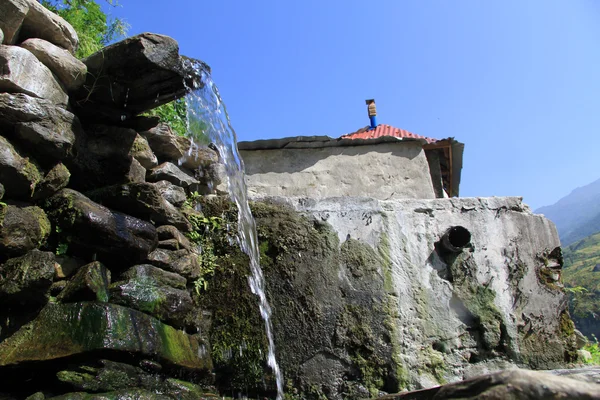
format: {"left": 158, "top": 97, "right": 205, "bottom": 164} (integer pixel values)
{"left": 240, "top": 142, "right": 436, "bottom": 200}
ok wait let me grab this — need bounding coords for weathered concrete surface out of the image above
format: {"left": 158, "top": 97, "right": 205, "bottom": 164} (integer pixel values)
{"left": 256, "top": 195, "right": 573, "bottom": 396}
{"left": 240, "top": 141, "right": 436, "bottom": 200}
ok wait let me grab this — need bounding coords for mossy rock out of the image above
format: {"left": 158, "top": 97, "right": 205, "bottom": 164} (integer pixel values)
{"left": 0, "top": 249, "right": 55, "bottom": 305}
{"left": 0, "top": 204, "right": 51, "bottom": 258}
{"left": 0, "top": 302, "right": 211, "bottom": 371}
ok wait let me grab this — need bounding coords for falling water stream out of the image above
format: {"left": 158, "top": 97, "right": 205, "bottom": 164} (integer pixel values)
{"left": 183, "top": 63, "right": 284, "bottom": 400}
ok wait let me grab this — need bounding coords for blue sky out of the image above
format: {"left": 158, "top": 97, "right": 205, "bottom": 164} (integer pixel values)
{"left": 102, "top": 0, "right": 600, "bottom": 210}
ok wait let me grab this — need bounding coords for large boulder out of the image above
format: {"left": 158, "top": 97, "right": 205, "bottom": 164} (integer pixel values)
{"left": 20, "top": 38, "right": 87, "bottom": 91}
{"left": 0, "top": 45, "right": 68, "bottom": 107}
{"left": 0, "top": 249, "right": 55, "bottom": 305}
{"left": 19, "top": 0, "right": 79, "bottom": 54}
{"left": 382, "top": 369, "right": 600, "bottom": 400}
{"left": 0, "top": 93, "right": 81, "bottom": 165}
{"left": 73, "top": 33, "right": 203, "bottom": 124}
{"left": 0, "top": 302, "right": 212, "bottom": 371}
{"left": 0, "top": 0, "right": 28, "bottom": 45}
{"left": 87, "top": 182, "right": 192, "bottom": 232}
{"left": 0, "top": 203, "right": 50, "bottom": 257}
{"left": 44, "top": 189, "right": 158, "bottom": 265}
{"left": 0, "top": 135, "right": 42, "bottom": 200}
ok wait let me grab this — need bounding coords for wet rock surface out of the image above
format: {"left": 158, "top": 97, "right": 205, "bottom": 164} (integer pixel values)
{"left": 57, "top": 261, "right": 111, "bottom": 303}
{"left": 87, "top": 182, "right": 192, "bottom": 232}
{"left": 44, "top": 189, "right": 158, "bottom": 265}
{"left": 140, "top": 123, "right": 218, "bottom": 170}
{"left": 0, "top": 92, "right": 81, "bottom": 165}
{"left": 0, "top": 302, "right": 211, "bottom": 370}
{"left": 73, "top": 33, "right": 201, "bottom": 124}
{"left": 0, "top": 249, "right": 55, "bottom": 304}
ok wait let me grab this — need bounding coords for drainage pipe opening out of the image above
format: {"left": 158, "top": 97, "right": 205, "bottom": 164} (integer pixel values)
{"left": 440, "top": 226, "right": 471, "bottom": 253}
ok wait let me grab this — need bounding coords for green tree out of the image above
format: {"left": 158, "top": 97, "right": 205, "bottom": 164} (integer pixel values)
{"left": 41, "top": 0, "right": 128, "bottom": 58}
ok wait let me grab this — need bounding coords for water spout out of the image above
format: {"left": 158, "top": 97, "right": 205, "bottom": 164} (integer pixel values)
{"left": 440, "top": 226, "right": 471, "bottom": 253}
{"left": 183, "top": 61, "right": 284, "bottom": 399}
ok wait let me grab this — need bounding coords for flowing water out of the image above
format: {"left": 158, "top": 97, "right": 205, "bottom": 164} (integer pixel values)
{"left": 183, "top": 62, "right": 284, "bottom": 400}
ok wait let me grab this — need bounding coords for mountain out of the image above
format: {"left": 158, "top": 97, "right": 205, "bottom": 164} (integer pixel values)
{"left": 562, "top": 232, "right": 600, "bottom": 339}
{"left": 535, "top": 178, "right": 600, "bottom": 246}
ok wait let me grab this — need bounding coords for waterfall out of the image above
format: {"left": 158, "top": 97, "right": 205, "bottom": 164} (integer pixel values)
{"left": 184, "top": 63, "right": 284, "bottom": 400}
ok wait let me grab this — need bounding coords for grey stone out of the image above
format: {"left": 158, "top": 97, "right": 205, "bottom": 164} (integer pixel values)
{"left": 156, "top": 225, "right": 194, "bottom": 252}
{"left": 131, "top": 134, "right": 158, "bottom": 169}
{"left": 140, "top": 123, "right": 218, "bottom": 170}
{"left": 48, "top": 389, "right": 172, "bottom": 400}
{"left": 0, "top": 134, "right": 41, "bottom": 201}
{"left": 0, "top": 249, "right": 55, "bottom": 305}
{"left": 381, "top": 369, "right": 600, "bottom": 400}
{"left": 0, "top": 0, "right": 28, "bottom": 45}
{"left": 110, "top": 270, "right": 194, "bottom": 329}
{"left": 124, "top": 157, "right": 146, "bottom": 184}
{"left": 57, "top": 261, "right": 111, "bottom": 303}
{"left": 152, "top": 180, "right": 186, "bottom": 207}
{"left": 0, "top": 27, "right": 4, "bottom": 44}
{"left": 87, "top": 182, "right": 192, "bottom": 232}
{"left": 19, "top": 0, "right": 79, "bottom": 54}
{"left": 120, "top": 264, "right": 187, "bottom": 290}
{"left": 20, "top": 38, "right": 87, "bottom": 91}
{"left": 0, "top": 182, "right": 4, "bottom": 200}
{"left": 0, "top": 45, "right": 68, "bottom": 107}
{"left": 44, "top": 189, "right": 158, "bottom": 266}
{"left": 0, "top": 93, "right": 81, "bottom": 165}
{"left": 73, "top": 33, "right": 203, "bottom": 123}
{"left": 69, "top": 124, "right": 139, "bottom": 191}
{"left": 0, "top": 204, "right": 50, "bottom": 257}
{"left": 550, "top": 367, "right": 600, "bottom": 385}
{"left": 32, "top": 162, "right": 70, "bottom": 201}
{"left": 146, "top": 248, "right": 200, "bottom": 279}
{"left": 147, "top": 162, "right": 200, "bottom": 190}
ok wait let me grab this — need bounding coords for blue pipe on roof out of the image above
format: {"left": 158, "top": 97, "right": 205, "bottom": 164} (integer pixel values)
{"left": 369, "top": 116, "right": 377, "bottom": 129}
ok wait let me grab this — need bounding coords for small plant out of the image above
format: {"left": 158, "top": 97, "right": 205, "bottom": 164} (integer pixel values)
{"left": 56, "top": 242, "right": 69, "bottom": 256}
{"left": 582, "top": 334, "right": 600, "bottom": 365}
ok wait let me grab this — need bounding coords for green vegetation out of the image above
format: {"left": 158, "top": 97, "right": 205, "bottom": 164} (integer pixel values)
{"left": 143, "top": 98, "right": 189, "bottom": 137}
{"left": 562, "top": 232, "right": 600, "bottom": 321}
{"left": 41, "top": 0, "right": 129, "bottom": 58}
{"left": 582, "top": 336, "right": 600, "bottom": 365}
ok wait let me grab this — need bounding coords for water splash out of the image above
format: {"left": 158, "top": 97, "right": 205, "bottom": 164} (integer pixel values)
{"left": 184, "top": 62, "right": 284, "bottom": 400}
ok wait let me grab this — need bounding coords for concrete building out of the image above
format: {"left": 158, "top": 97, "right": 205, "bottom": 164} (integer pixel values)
{"left": 239, "top": 113, "right": 464, "bottom": 200}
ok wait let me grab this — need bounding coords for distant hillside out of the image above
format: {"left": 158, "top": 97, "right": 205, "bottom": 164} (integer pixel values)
{"left": 535, "top": 178, "right": 600, "bottom": 246}
{"left": 562, "top": 232, "right": 600, "bottom": 339}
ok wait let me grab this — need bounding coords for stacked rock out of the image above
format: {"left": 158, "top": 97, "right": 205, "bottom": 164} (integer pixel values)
{"left": 0, "top": 1, "right": 225, "bottom": 398}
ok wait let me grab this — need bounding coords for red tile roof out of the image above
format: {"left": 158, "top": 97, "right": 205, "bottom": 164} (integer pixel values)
{"left": 341, "top": 124, "right": 437, "bottom": 144}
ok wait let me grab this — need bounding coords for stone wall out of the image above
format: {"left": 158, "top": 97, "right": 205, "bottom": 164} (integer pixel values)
{"left": 0, "top": 2, "right": 224, "bottom": 398}
{"left": 240, "top": 140, "right": 437, "bottom": 200}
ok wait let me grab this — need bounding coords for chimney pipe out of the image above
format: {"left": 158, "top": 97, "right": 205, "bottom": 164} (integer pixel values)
{"left": 365, "top": 99, "right": 377, "bottom": 129}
